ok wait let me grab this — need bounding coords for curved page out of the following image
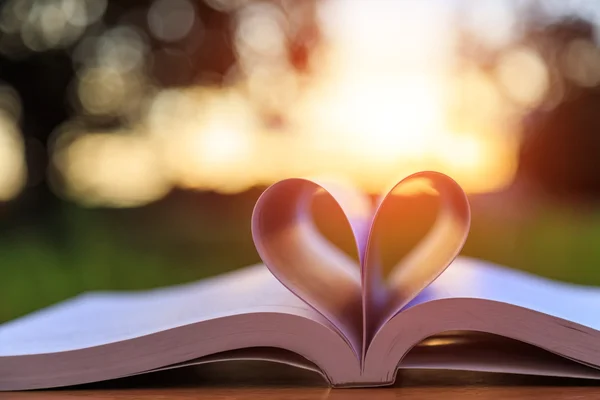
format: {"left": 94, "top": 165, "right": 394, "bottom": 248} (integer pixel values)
{"left": 362, "top": 172, "right": 470, "bottom": 350}
{"left": 0, "top": 265, "right": 325, "bottom": 356}
{"left": 411, "top": 256, "right": 600, "bottom": 330}
{"left": 363, "top": 256, "right": 600, "bottom": 384}
{"left": 0, "top": 265, "right": 361, "bottom": 390}
{"left": 252, "top": 177, "right": 372, "bottom": 354}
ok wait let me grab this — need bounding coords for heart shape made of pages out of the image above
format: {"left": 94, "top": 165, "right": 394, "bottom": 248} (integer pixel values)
{"left": 251, "top": 171, "right": 471, "bottom": 357}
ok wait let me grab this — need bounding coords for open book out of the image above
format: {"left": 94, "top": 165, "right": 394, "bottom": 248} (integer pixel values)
{"left": 2, "top": 171, "right": 600, "bottom": 391}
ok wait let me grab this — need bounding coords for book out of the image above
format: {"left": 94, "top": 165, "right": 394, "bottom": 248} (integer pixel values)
{"left": 2, "top": 170, "right": 600, "bottom": 391}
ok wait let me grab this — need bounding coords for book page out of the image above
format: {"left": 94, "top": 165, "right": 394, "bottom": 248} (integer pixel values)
{"left": 409, "top": 256, "right": 600, "bottom": 330}
{"left": 251, "top": 177, "right": 371, "bottom": 354}
{"left": 401, "top": 332, "right": 600, "bottom": 379}
{"left": 364, "top": 256, "right": 600, "bottom": 382}
{"left": 0, "top": 264, "right": 328, "bottom": 357}
{"left": 361, "top": 172, "right": 470, "bottom": 347}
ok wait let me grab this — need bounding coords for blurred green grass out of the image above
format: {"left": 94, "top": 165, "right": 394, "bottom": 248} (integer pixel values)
{"left": 2, "top": 190, "right": 600, "bottom": 324}
{"left": 464, "top": 199, "right": 600, "bottom": 286}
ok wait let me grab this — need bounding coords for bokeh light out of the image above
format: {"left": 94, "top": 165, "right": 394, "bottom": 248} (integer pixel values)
{"left": 3, "top": 0, "right": 590, "bottom": 207}
{"left": 148, "top": 87, "right": 260, "bottom": 194}
{"left": 235, "top": 2, "right": 287, "bottom": 62}
{"left": 496, "top": 47, "right": 549, "bottom": 109}
{"left": 95, "top": 26, "right": 148, "bottom": 73}
{"left": 51, "top": 127, "right": 171, "bottom": 207}
{"left": 148, "top": 0, "right": 197, "bottom": 43}
{"left": 0, "top": 0, "right": 107, "bottom": 55}
{"left": 0, "top": 111, "right": 26, "bottom": 202}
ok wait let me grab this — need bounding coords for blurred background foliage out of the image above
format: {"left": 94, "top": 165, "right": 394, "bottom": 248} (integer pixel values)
{"left": 2, "top": 0, "right": 600, "bottom": 323}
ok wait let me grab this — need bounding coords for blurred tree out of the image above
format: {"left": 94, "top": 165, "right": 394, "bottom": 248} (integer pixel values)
{"left": 0, "top": 0, "right": 320, "bottom": 236}
{"left": 517, "top": 17, "right": 600, "bottom": 198}
{"left": 456, "top": 6, "right": 600, "bottom": 199}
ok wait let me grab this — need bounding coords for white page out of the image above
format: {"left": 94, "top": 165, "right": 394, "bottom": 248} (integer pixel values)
{"left": 410, "top": 256, "right": 600, "bottom": 330}
{"left": 401, "top": 332, "right": 600, "bottom": 379}
{"left": 0, "top": 264, "right": 325, "bottom": 356}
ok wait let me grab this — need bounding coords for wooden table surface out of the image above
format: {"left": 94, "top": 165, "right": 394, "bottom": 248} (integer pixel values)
{"left": 3, "top": 361, "right": 600, "bottom": 399}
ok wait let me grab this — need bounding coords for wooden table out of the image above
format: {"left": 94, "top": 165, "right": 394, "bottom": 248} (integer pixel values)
{"left": 3, "top": 361, "right": 600, "bottom": 399}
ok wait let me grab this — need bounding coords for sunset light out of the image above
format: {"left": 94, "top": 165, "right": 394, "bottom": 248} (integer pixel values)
{"left": 34, "top": 0, "right": 539, "bottom": 207}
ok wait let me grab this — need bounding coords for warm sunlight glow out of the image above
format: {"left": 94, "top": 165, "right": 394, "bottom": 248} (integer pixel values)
{"left": 52, "top": 130, "right": 171, "bottom": 207}
{"left": 437, "top": 133, "right": 518, "bottom": 193}
{"left": 307, "top": 75, "right": 444, "bottom": 162}
{"left": 47, "top": 0, "right": 524, "bottom": 205}
{"left": 496, "top": 47, "right": 549, "bottom": 108}
{"left": 153, "top": 88, "right": 260, "bottom": 194}
{"left": 0, "top": 113, "right": 26, "bottom": 201}
{"left": 176, "top": 125, "right": 256, "bottom": 193}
